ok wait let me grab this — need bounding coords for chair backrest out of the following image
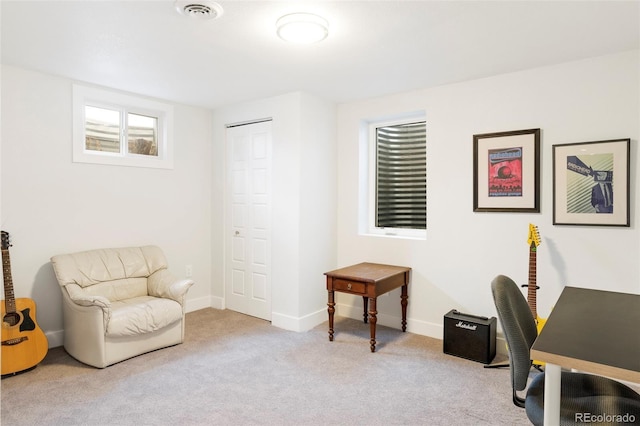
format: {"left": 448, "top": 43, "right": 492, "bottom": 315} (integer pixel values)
{"left": 491, "top": 275, "right": 538, "bottom": 392}
{"left": 51, "top": 246, "right": 168, "bottom": 301}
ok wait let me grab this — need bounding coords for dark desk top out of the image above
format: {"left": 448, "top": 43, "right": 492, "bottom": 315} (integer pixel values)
{"left": 324, "top": 262, "right": 411, "bottom": 283}
{"left": 531, "top": 286, "right": 640, "bottom": 383}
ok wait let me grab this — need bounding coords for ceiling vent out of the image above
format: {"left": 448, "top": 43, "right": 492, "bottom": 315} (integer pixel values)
{"left": 175, "top": 0, "right": 224, "bottom": 20}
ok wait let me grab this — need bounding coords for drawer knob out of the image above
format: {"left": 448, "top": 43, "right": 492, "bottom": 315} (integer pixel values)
{"left": 347, "top": 283, "right": 352, "bottom": 290}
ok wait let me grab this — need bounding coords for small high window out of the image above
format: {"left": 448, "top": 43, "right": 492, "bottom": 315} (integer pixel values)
{"left": 73, "top": 85, "right": 173, "bottom": 169}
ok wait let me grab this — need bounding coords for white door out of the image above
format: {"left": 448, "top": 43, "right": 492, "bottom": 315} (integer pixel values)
{"left": 225, "top": 120, "right": 272, "bottom": 321}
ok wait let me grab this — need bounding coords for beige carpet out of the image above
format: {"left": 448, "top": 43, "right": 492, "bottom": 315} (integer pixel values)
{"left": 1, "top": 308, "right": 530, "bottom": 425}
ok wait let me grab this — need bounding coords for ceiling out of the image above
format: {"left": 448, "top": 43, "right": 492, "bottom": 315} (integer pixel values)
{"left": 2, "top": 1, "right": 639, "bottom": 110}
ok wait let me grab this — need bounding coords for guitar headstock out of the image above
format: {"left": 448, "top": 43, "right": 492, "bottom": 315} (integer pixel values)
{"left": 527, "top": 224, "right": 541, "bottom": 249}
{"left": 1, "top": 231, "right": 11, "bottom": 250}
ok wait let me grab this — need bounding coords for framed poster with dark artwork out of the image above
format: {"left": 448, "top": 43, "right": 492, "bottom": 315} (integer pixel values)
{"left": 553, "top": 139, "right": 630, "bottom": 226}
{"left": 473, "top": 128, "right": 540, "bottom": 212}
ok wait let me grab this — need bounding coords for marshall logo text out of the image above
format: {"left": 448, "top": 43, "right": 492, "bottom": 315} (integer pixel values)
{"left": 455, "top": 321, "right": 477, "bottom": 331}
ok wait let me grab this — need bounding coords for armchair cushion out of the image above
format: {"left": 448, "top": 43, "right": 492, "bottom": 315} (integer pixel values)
{"left": 108, "top": 296, "right": 182, "bottom": 337}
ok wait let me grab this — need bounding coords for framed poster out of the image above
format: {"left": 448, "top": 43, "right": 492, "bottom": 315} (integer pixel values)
{"left": 473, "top": 128, "right": 540, "bottom": 212}
{"left": 553, "top": 139, "right": 630, "bottom": 226}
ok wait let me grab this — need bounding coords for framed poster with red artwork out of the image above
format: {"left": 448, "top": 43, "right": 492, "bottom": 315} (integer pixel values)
{"left": 473, "top": 128, "right": 540, "bottom": 212}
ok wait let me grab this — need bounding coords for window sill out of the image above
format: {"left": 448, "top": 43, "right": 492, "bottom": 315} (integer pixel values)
{"left": 361, "top": 230, "right": 426, "bottom": 241}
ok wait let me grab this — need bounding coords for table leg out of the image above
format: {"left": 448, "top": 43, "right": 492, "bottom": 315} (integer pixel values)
{"left": 543, "top": 363, "right": 561, "bottom": 426}
{"left": 327, "top": 290, "right": 335, "bottom": 342}
{"left": 401, "top": 283, "right": 408, "bottom": 332}
{"left": 368, "top": 297, "right": 377, "bottom": 352}
{"left": 362, "top": 296, "right": 369, "bottom": 323}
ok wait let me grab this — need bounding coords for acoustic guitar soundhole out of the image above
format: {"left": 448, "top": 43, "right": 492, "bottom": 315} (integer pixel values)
{"left": 3, "top": 312, "right": 20, "bottom": 327}
{"left": 3, "top": 309, "right": 35, "bottom": 331}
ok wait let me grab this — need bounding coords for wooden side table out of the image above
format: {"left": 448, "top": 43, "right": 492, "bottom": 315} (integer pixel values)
{"left": 324, "top": 262, "right": 411, "bottom": 352}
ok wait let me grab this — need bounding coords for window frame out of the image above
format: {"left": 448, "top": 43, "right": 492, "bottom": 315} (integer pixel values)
{"left": 366, "top": 115, "right": 427, "bottom": 239}
{"left": 72, "top": 84, "right": 174, "bottom": 169}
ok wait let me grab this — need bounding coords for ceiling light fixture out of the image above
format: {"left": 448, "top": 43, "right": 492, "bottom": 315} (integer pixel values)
{"left": 276, "top": 13, "right": 329, "bottom": 44}
{"left": 175, "top": 0, "right": 224, "bottom": 20}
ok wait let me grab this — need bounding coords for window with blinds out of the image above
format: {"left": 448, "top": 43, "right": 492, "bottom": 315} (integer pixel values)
{"left": 375, "top": 121, "right": 426, "bottom": 230}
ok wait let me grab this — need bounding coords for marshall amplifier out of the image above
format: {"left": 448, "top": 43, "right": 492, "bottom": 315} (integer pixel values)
{"left": 443, "top": 309, "right": 496, "bottom": 364}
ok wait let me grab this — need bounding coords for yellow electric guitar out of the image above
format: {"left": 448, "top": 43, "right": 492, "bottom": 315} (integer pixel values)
{"left": 525, "top": 224, "right": 546, "bottom": 367}
{"left": 1, "top": 231, "right": 48, "bottom": 376}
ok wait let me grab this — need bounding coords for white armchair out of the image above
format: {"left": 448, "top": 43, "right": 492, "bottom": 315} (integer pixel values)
{"left": 50, "top": 245, "right": 193, "bottom": 368}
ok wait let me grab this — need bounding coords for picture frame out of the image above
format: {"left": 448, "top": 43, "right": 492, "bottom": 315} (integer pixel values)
{"left": 553, "top": 139, "right": 630, "bottom": 227}
{"left": 473, "top": 128, "right": 540, "bottom": 212}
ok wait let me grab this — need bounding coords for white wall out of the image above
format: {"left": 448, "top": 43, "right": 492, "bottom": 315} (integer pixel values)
{"left": 1, "top": 65, "right": 213, "bottom": 346}
{"left": 335, "top": 50, "right": 640, "bottom": 339}
{"left": 298, "top": 92, "right": 337, "bottom": 324}
{"left": 212, "top": 91, "right": 337, "bottom": 332}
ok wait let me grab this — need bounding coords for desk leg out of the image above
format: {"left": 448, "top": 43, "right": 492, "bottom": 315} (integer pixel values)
{"left": 543, "top": 363, "right": 561, "bottom": 426}
{"left": 362, "top": 296, "right": 369, "bottom": 323}
{"left": 369, "top": 297, "right": 377, "bottom": 352}
{"left": 401, "top": 284, "right": 408, "bottom": 332}
{"left": 327, "top": 290, "right": 335, "bottom": 342}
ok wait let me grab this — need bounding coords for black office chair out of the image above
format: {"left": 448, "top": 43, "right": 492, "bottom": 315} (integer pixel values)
{"left": 491, "top": 274, "right": 640, "bottom": 425}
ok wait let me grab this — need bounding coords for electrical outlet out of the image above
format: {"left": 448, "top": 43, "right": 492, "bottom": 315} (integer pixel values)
{"left": 185, "top": 265, "right": 193, "bottom": 277}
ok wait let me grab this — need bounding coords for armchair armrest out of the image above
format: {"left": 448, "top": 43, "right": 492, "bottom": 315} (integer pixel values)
{"left": 65, "top": 283, "right": 111, "bottom": 309}
{"left": 148, "top": 269, "right": 194, "bottom": 305}
{"left": 64, "top": 283, "right": 112, "bottom": 327}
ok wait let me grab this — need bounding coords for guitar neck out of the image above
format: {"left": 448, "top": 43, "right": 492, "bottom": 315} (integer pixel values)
{"left": 527, "top": 244, "right": 538, "bottom": 318}
{"left": 526, "top": 224, "right": 543, "bottom": 332}
{"left": 2, "top": 248, "right": 17, "bottom": 314}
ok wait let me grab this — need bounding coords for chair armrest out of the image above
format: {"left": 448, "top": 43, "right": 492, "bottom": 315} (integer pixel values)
{"left": 65, "top": 283, "right": 111, "bottom": 309}
{"left": 148, "top": 269, "right": 194, "bottom": 305}
{"left": 64, "top": 283, "right": 112, "bottom": 326}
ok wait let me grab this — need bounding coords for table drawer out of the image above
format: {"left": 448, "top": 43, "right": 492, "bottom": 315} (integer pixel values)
{"left": 332, "top": 279, "right": 366, "bottom": 295}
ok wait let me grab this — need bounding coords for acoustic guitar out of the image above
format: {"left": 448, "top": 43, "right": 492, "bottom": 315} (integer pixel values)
{"left": 525, "top": 224, "right": 546, "bottom": 367}
{"left": 1, "top": 231, "right": 48, "bottom": 376}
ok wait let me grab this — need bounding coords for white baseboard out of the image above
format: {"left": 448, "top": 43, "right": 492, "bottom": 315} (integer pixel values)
{"left": 336, "top": 302, "right": 444, "bottom": 340}
{"left": 45, "top": 329, "right": 64, "bottom": 349}
{"left": 209, "top": 295, "right": 225, "bottom": 310}
{"left": 336, "top": 302, "right": 511, "bottom": 360}
{"left": 186, "top": 295, "right": 221, "bottom": 313}
{"left": 271, "top": 308, "right": 326, "bottom": 332}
